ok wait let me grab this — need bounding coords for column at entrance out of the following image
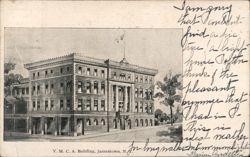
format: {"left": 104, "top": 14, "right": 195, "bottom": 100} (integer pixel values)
{"left": 44, "top": 117, "right": 47, "bottom": 135}
{"left": 124, "top": 86, "right": 128, "bottom": 112}
{"left": 115, "top": 85, "right": 119, "bottom": 111}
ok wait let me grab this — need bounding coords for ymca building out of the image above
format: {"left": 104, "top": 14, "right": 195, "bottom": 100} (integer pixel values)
{"left": 7, "top": 53, "right": 158, "bottom": 136}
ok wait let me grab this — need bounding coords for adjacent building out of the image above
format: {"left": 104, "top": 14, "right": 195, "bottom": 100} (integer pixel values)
{"left": 6, "top": 53, "right": 158, "bottom": 136}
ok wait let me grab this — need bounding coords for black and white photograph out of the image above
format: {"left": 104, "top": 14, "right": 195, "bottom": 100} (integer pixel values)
{"left": 4, "top": 28, "right": 183, "bottom": 142}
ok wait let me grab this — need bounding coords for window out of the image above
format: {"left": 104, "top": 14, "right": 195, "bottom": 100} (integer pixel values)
{"left": 144, "top": 103, "right": 148, "bottom": 113}
{"left": 26, "top": 87, "right": 29, "bottom": 95}
{"left": 67, "top": 67, "right": 70, "bottom": 71}
{"left": 37, "top": 72, "right": 40, "bottom": 78}
{"left": 78, "top": 81, "right": 83, "bottom": 93}
{"left": 78, "top": 99, "right": 83, "bottom": 110}
{"left": 86, "top": 99, "right": 91, "bottom": 111}
{"left": 45, "top": 84, "right": 49, "bottom": 94}
{"left": 60, "top": 82, "right": 64, "bottom": 93}
{"left": 87, "top": 68, "right": 90, "bottom": 75}
{"left": 135, "top": 119, "right": 139, "bottom": 127}
{"left": 32, "top": 86, "right": 35, "bottom": 95}
{"left": 140, "top": 76, "right": 143, "bottom": 83}
{"left": 60, "top": 68, "right": 64, "bottom": 74}
{"left": 140, "top": 102, "right": 143, "bottom": 112}
{"left": 94, "top": 81, "right": 98, "bottom": 94}
{"left": 50, "top": 100, "right": 54, "bottom": 110}
{"left": 149, "top": 104, "right": 152, "bottom": 113}
{"left": 45, "top": 100, "right": 48, "bottom": 111}
{"left": 135, "top": 102, "right": 138, "bottom": 112}
{"left": 135, "top": 88, "right": 138, "bottom": 97}
{"left": 128, "top": 74, "right": 131, "bottom": 80}
{"left": 140, "top": 119, "right": 144, "bottom": 126}
{"left": 120, "top": 73, "right": 126, "bottom": 80}
{"left": 78, "top": 66, "right": 82, "bottom": 74}
{"left": 145, "top": 76, "right": 148, "bottom": 83}
{"left": 135, "top": 75, "right": 138, "bottom": 82}
{"left": 16, "top": 89, "right": 20, "bottom": 96}
{"left": 45, "top": 70, "right": 48, "bottom": 77}
{"left": 86, "top": 82, "right": 91, "bottom": 94}
{"left": 51, "top": 70, "right": 53, "bottom": 74}
{"left": 67, "top": 99, "right": 71, "bottom": 110}
{"left": 101, "top": 100, "right": 105, "bottom": 111}
{"left": 101, "top": 83, "right": 105, "bottom": 94}
{"left": 149, "top": 90, "right": 153, "bottom": 99}
{"left": 149, "top": 77, "right": 153, "bottom": 83}
{"left": 60, "top": 100, "right": 64, "bottom": 110}
{"left": 22, "top": 88, "right": 25, "bottom": 95}
{"left": 37, "top": 85, "right": 40, "bottom": 94}
{"left": 101, "top": 119, "right": 105, "bottom": 125}
{"left": 86, "top": 119, "right": 91, "bottom": 126}
{"left": 94, "top": 119, "right": 98, "bottom": 125}
{"left": 50, "top": 84, "right": 54, "bottom": 94}
{"left": 94, "top": 99, "right": 98, "bottom": 111}
{"left": 33, "top": 101, "right": 36, "bottom": 110}
{"left": 145, "top": 89, "right": 148, "bottom": 99}
{"left": 37, "top": 101, "right": 40, "bottom": 110}
{"left": 140, "top": 88, "right": 143, "bottom": 98}
{"left": 113, "top": 72, "right": 117, "bottom": 79}
{"left": 94, "top": 69, "right": 97, "bottom": 76}
{"left": 101, "top": 70, "right": 105, "bottom": 78}
{"left": 33, "top": 73, "right": 35, "bottom": 79}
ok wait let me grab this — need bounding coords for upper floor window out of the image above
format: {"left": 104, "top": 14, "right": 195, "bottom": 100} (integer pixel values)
{"left": 94, "top": 81, "right": 98, "bottom": 94}
{"left": 37, "top": 72, "right": 40, "bottom": 78}
{"left": 144, "top": 103, "right": 148, "bottom": 113}
{"left": 50, "top": 100, "right": 54, "bottom": 111}
{"left": 22, "top": 88, "right": 25, "bottom": 95}
{"left": 86, "top": 82, "right": 91, "bottom": 94}
{"left": 50, "top": 84, "right": 54, "bottom": 94}
{"left": 60, "top": 82, "right": 64, "bottom": 93}
{"left": 94, "top": 99, "right": 98, "bottom": 111}
{"left": 140, "top": 102, "right": 143, "bottom": 112}
{"left": 135, "top": 102, "right": 138, "bottom": 112}
{"left": 37, "top": 85, "right": 40, "bottom": 94}
{"left": 45, "top": 84, "right": 49, "bottom": 94}
{"left": 135, "top": 88, "right": 138, "bottom": 97}
{"left": 67, "top": 67, "right": 70, "bottom": 72}
{"left": 45, "top": 100, "right": 49, "bottom": 111}
{"left": 145, "top": 76, "right": 148, "bottom": 83}
{"left": 67, "top": 99, "right": 71, "bottom": 110}
{"left": 45, "top": 70, "right": 48, "bottom": 77}
{"left": 120, "top": 73, "right": 126, "bottom": 80}
{"left": 37, "top": 101, "right": 40, "bottom": 110}
{"left": 60, "top": 68, "right": 64, "bottom": 74}
{"left": 128, "top": 74, "right": 131, "bottom": 80}
{"left": 94, "top": 119, "right": 98, "bottom": 125}
{"left": 78, "top": 66, "right": 82, "bottom": 74}
{"left": 60, "top": 100, "right": 64, "bottom": 110}
{"left": 26, "top": 87, "right": 29, "bottom": 95}
{"left": 101, "top": 83, "right": 105, "bottom": 94}
{"left": 139, "top": 88, "right": 143, "bottom": 98}
{"left": 149, "top": 77, "right": 153, "bottom": 84}
{"left": 135, "top": 75, "right": 138, "bottom": 82}
{"left": 32, "top": 86, "right": 35, "bottom": 95}
{"left": 78, "top": 81, "right": 83, "bottom": 93}
{"left": 32, "top": 101, "right": 36, "bottom": 110}
{"left": 101, "top": 70, "right": 105, "bottom": 78}
{"left": 113, "top": 72, "right": 117, "bottom": 79}
{"left": 86, "top": 68, "right": 90, "bottom": 75}
{"left": 50, "top": 70, "right": 53, "bottom": 74}
{"left": 86, "top": 119, "right": 91, "bottom": 126}
{"left": 78, "top": 99, "right": 83, "bottom": 111}
{"left": 86, "top": 98, "right": 91, "bottom": 111}
{"left": 140, "top": 76, "right": 143, "bottom": 83}
{"left": 94, "top": 69, "right": 98, "bottom": 76}
{"left": 33, "top": 73, "right": 35, "bottom": 79}
{"left": 101, "top": 100, "right": 105, "bottom": 111}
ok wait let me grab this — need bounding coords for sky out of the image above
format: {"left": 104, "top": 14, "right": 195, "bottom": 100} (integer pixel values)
{"left": 4, "top": 28, "right": 182, "bottom": 113}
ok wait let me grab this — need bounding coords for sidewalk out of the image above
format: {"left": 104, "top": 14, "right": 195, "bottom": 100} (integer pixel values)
{"left": 5, "top": 124, "right": 178, "bottom": 141}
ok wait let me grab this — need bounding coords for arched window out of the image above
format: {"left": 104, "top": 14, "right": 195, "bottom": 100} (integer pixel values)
{"left": 94, "top": 119, "right": 98, "bottom": 125}
{"left": 135, "top": 119, "right": 139, "bottom": 127}
{"left": 145, "top": 119, "right": 148, "bottom": 126}
{"left": 101, "top": 119, "right": 105, "bottom": 125}
{"left": 86, "top": 119, "right": 91, "bottom": 126}
{"left": 140, "top": 119, "right": 144, "bottom": 126}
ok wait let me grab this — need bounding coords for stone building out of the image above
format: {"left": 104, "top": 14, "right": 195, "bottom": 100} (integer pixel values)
{"left": 7, "top": 53, "right": 158, "bottom": 136}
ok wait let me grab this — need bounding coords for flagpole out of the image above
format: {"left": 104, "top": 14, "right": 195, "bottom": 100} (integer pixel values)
{"left": 123, "top": 30, "right": 126, "bottom": 59}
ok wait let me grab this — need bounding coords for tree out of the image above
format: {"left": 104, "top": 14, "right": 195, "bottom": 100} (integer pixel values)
{"left": 154, "top": 72, "right": 182, "bottom": 126}
{"left": 155, "top": 108, "right": 163, "bottom": 119}
{"left": 4, "top": 62, "right": 23, "bottom": 98}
